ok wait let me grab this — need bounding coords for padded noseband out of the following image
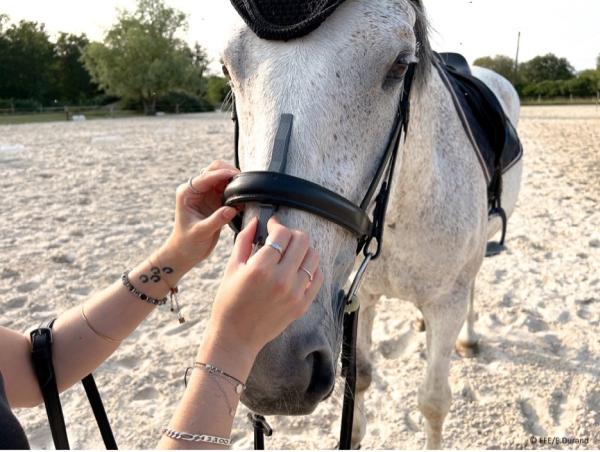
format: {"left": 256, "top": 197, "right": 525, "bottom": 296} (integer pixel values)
{"left": 224, "top": 172, "right": 372, "bottom": 239}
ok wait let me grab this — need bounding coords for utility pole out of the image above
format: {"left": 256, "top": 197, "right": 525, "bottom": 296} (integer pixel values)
{"left": 514, "top": 31, "right": 521, "bottom": 83}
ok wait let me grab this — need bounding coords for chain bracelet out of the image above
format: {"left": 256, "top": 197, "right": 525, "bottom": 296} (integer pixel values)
{"left": 193, "top": 362, "right": 246, "bottom": 395}
{"left": 183, "top": 362, "right": 247, "bottom": 417}
{"left": 162, "top": 427, "right": 230, "bottom": 446}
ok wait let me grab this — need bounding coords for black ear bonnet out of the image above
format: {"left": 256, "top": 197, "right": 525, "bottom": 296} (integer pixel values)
{"left": 230, "top": 0, "right": 348, "bottom": 40}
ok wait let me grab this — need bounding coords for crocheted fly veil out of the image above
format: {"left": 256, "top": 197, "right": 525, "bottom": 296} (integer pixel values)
{"left": 230, "top": 0, "right": 348, "bottom": 40}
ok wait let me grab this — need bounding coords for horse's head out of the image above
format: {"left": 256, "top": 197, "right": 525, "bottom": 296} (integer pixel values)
{"left": 222, "top": 0, "right": 431, "bottom": 415}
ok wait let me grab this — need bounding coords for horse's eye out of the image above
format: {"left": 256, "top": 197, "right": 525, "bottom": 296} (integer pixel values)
{"left": 387, "top": 61, "right": 409, "bottom": 81}
{"left": 222, "top": 64, "right": 231, "bottom": 79}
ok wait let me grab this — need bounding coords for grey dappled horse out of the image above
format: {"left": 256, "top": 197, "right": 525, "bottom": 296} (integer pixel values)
{"left": 222, "top": 0, "right": 523, "bottom": 448}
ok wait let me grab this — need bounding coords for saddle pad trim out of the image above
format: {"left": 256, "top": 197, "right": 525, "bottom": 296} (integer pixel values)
{"left": 435, "top": 61, "right": 492, "bottom": 184}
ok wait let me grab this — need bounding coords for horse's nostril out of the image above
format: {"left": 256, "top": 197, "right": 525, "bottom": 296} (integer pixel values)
{"left": 306, "top": 350, "right": 335, "bottom": 400}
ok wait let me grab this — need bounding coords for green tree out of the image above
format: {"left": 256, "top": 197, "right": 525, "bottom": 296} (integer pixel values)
{"left": 82, "top": 0, "right": 207, "bottom": 114}
{"left": 206, "top": 75, "right": 230, "bottom": 106}
{"left": 596, "top": 54, "right": 600, "bottom": 71}
{"left": 575, "top": 69, "right": 600, "bottom": 94}
{"left": 473, "top": 55, "right": 517, "bottom": 84}
{"left": 520, "top": 53, "right": 574, "bottom": 84}
{"left": 0, "top": 19, "right": 55, "bottom": 103}
{"left": 54, "top": 33, "right": 98, "bottom": 103}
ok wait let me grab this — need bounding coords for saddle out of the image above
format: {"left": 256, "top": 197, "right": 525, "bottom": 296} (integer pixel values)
{"left": 435, "top": 52, "right": 523, "bottom": 255}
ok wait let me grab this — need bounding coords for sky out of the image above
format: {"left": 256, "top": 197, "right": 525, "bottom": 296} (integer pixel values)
{"left": 1, "top": 0, "right": 599, "bottom": 74}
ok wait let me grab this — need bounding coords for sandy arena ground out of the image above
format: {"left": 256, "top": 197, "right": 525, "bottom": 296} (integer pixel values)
{"left": 1, "top": 106, "right": 599, "bottom": 449}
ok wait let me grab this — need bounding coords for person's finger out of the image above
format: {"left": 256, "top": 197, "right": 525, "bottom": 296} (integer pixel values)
{"left": 249, "top": 217, "right": 293, "bottom": 267}
{"left": 191, "top": 206, "right": 237, "bottom": 238}
{"left": 229, "top": 218, "right": 258, "bottom": 267}
{"left": 292, "top": 247, "right": 320, "bottom": 293}
{"left": 206, "top": 160, "right": 238, "bottom": 172}
{"left": 297, "top": 268, "right": 324, "bottom": 316}
{"left": 279, "top": 229, "right": 310, "bottom": 275}
{"left": 189, "top": 168, "right": 239, "bottom": 195}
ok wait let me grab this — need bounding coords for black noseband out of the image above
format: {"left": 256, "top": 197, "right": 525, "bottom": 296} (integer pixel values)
{"left": 224, "top": 172, "right": 372, "bottom": 240}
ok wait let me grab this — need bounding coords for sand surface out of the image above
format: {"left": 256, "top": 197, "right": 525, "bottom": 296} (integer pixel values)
{"left": 1, "top": 106, "right": 599, "bottom": 449}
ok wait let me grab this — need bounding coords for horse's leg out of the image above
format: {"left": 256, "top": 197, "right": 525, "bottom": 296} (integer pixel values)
{"left": 351, "top": 293, "right": 378, "bottom": 448}
{"left": 418, "top": 286, "right": 469, "bottom": 449}
{"left": 456, "top": 281, "right": 479, "bottom": 357}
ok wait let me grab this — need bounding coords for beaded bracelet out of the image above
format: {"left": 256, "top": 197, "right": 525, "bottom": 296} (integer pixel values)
{"left": 121, "top": 271, "right": 167, "bottom": 306}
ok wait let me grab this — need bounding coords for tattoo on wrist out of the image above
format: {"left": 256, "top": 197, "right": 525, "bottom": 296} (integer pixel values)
{"left": 139, "top": 266, "right": 174, "bottom": 284}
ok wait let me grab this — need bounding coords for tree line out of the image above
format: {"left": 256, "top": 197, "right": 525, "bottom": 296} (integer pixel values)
{"left": 0, "top": 0, "right": 230, "bottom": 115}
{"left": 474, "top": 53, "right": 600, "bottom": 99}
{"left": 2, "top": 0, "right": 598, "bottom": 113}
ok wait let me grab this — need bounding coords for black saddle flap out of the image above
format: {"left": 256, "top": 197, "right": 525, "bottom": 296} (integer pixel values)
{"left": 435, "top": 53, "right": 523, "bottom": 200}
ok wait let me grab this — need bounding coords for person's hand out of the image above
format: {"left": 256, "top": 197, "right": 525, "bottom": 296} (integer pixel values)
{"left": 201, "top": 217, "right": 324, "bottom": 367}
{"left": 158, "top": 161, "right": 240, "bottom": 275}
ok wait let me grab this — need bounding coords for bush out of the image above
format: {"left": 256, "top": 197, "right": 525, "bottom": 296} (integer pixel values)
{"left": 0, "top": 98, "right": 43, "bottom": 111}
{"left": 205, "top": 76, "right": 230, "bottom": 107}
{"left": 521, "top": 71, "right": 600, "bottom": 99}
{"left": 86, "top": 94, "right": 121, "bottom": 106}
{"left": 155, "top": 91, "right": 214, "bottom": 113}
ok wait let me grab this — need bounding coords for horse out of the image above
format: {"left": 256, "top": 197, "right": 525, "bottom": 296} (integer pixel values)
{"left": 221, "top": 0, "right": 523, "bottom": 448}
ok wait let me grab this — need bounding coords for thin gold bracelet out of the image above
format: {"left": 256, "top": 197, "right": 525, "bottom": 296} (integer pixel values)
{"left": 81, "top": 305, "right": 121, "bottom": 343}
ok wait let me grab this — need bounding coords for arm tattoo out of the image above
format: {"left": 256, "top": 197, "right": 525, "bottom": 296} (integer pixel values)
{"left": 139, "top": 266, "right": 175, "bottom": 284}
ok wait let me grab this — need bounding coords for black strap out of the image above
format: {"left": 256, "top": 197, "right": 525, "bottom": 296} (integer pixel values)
{"left": 224, "top": 172, "right": 372, "bottom": 239}
{"left": 30, "top": 320, "right": 118, "bottom": 450}
{"left": 254, "top": 114, "right": 294, "bottom": 246}
{"left": 339, "top": 308, "right": 359, "bottom": 450}
{"left": 30, "top": 320, "right": 70, "bottom": 450}
{"left": 82, "top": 375, "right": 118, "bottom": 449}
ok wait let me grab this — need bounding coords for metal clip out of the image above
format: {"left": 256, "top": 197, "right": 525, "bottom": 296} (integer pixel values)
{"left": 248, "top": 413, "right": 273, "bottom": 437}
{"left": 344, "top": 253, "right": 373, "bottom": 314}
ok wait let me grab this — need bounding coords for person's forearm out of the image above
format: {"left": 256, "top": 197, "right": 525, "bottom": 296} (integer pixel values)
{"left": 50, "top": 245, "right": 194, "bottom": 393}
{"left": 158, "top": 332, "right": 258, "bottom": 450}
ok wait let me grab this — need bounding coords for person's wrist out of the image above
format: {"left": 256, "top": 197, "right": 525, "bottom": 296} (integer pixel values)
{"left": 197, "top": 324, "right": 260, "bottom": 382}
{"left": 153, "top": 241, "right": 196, "bottom": 285}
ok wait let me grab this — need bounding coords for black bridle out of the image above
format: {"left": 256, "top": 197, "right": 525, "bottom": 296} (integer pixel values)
{"left": 223, "top": 63, "right": 416, "bottom": 449}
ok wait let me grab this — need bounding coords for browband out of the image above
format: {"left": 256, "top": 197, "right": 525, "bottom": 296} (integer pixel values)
{"left": 224, "top": 171, "right": 372, "bottom": 239}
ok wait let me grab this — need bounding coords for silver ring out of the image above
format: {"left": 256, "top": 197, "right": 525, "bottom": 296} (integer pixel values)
{"left": 265, "top": 239, "right": 284, "bottom": 256}
{"left": 188, "top": 177, "right": 201, "bottom": 195}
{"left": 300, "top": 266, "right": 314, "bottom": 282}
